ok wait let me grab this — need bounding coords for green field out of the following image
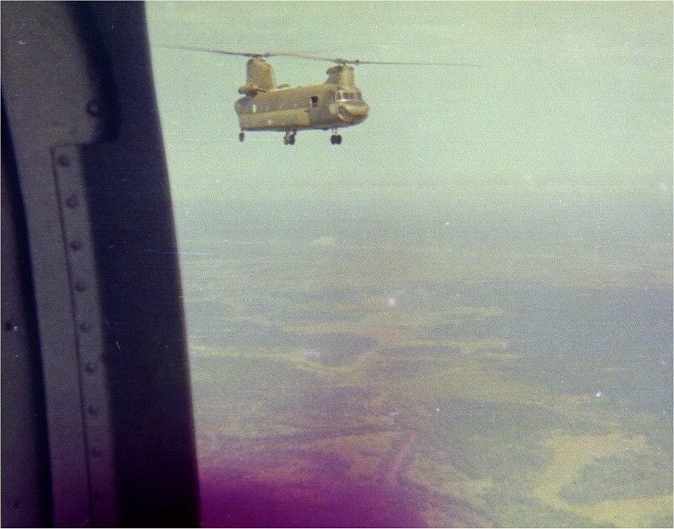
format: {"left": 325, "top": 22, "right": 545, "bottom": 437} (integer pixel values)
{"left": 178, "top": 190, "right": 672, "bottom": 527}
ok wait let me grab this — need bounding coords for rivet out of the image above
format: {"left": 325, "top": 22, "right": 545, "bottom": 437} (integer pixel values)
{"left": 57, "top": 154, "right": 71, "bottom": 167}
{"left": 3, "top": 321, "right": 18, "bottom": 332}
{"left": 74, "top": 280, "right": 87, "bottom": 292}
{"left": 79, "top": 321, "right": 91, "bottom": 333}
{"left": 90, "top": 446, "right": 103, "bottom": 457}
{"left": 69, "top": 239, "right": 83, "bottom": 251}
{"left": 84, "top": 361, "right": 97, "bottom": 373}
{"left": 65, "top": 195, "right": 79, "bottom": 208}
{"left": 87, "top": 404, "right": 99, "bottom": 416}
{"left": 86, "top": 100, "right": 100, "bottom": 117}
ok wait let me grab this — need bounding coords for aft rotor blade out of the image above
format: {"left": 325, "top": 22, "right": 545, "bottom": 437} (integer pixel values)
{"left": 164, "top": 48, "right": 336, "bottom": 62}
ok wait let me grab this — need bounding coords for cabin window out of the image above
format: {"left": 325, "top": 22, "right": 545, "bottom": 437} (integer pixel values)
{"left": 310, "top": 96, "right": 318, "bottom": 108}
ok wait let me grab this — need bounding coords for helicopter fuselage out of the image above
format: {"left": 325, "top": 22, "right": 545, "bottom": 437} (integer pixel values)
{"left": 234, "top": 61, "right": 369, "bottom": 144}
{"left": 235, "top": 83, "right": 369, "bottom": 132}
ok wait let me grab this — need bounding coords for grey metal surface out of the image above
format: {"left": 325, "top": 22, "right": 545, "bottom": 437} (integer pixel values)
{"left": 2, "top": 3, "right": 110, "bottom": 525}
{"left": 2, "top": 2, "right": 199, "bottom": 526}
{"left": 1, "top": 118, "right": 53, "bottom": 527}
{"left": 53, "top": 144, "right": 118, "bottom": 525}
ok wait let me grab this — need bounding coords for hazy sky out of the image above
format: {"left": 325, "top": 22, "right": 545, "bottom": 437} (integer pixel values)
{"left": 147, "top": 1, "right": 672, "bottom": 201}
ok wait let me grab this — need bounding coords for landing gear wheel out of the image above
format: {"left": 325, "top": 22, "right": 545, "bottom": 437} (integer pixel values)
{"left": 239, "top": 132, "right": 245, "bottom": 142}
{"left": 283, "top": 132, "right": 296, "bottom": 145}
{"left": 330, "top": 134, "right": 342, "bottom": 145}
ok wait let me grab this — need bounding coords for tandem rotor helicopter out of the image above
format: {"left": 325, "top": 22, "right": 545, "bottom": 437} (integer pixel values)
{"left": 170, "top": 46, "right": 478, "bottom": 145}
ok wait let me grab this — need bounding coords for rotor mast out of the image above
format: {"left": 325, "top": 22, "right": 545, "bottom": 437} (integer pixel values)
{"left": 238, "top": 58, "right": 276, "bottom": 95}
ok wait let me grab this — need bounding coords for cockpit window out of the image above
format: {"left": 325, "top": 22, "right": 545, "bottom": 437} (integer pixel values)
{"left": 335, "top": 90, "right": 361, "bottom": 102}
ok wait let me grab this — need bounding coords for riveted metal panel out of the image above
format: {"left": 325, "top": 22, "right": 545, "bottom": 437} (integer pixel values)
{"left": 2, "top": 2, "right": 103, "bottom": 524}
{"left": 52, "top": 144, "right": 117, "bottom": 526}
{"left": 2, "top": 2, "right": 200, "bottom": 526}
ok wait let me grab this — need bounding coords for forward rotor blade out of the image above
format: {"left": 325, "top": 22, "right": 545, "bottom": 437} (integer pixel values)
{"left": 348, "top": 59, "right": 481, "bottom": 67}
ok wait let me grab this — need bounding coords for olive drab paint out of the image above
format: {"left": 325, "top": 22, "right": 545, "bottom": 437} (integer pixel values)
{"left": 234, "top": 59, "right": 369, "bottom": 145}
{"left": 163, "top": 46, "right": 476, "bottom": 145}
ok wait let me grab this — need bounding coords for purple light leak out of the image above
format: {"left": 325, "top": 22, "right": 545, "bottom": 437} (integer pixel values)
{"left": 199, "top": 468, "right": 425, "bottom": 528}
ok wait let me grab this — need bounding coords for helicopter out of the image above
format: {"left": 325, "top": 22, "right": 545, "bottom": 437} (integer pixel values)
{"left": 170, "top": 47, "right": 477, "bottom": 145}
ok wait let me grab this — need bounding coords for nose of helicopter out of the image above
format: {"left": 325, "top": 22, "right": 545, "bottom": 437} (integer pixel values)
{"left": 338, "top": 101, "right": 370, "bottom": 122}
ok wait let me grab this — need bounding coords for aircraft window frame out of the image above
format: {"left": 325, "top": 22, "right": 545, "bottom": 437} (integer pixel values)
{"left": 335, "top": 90, "right": 361, "bottom": 102}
